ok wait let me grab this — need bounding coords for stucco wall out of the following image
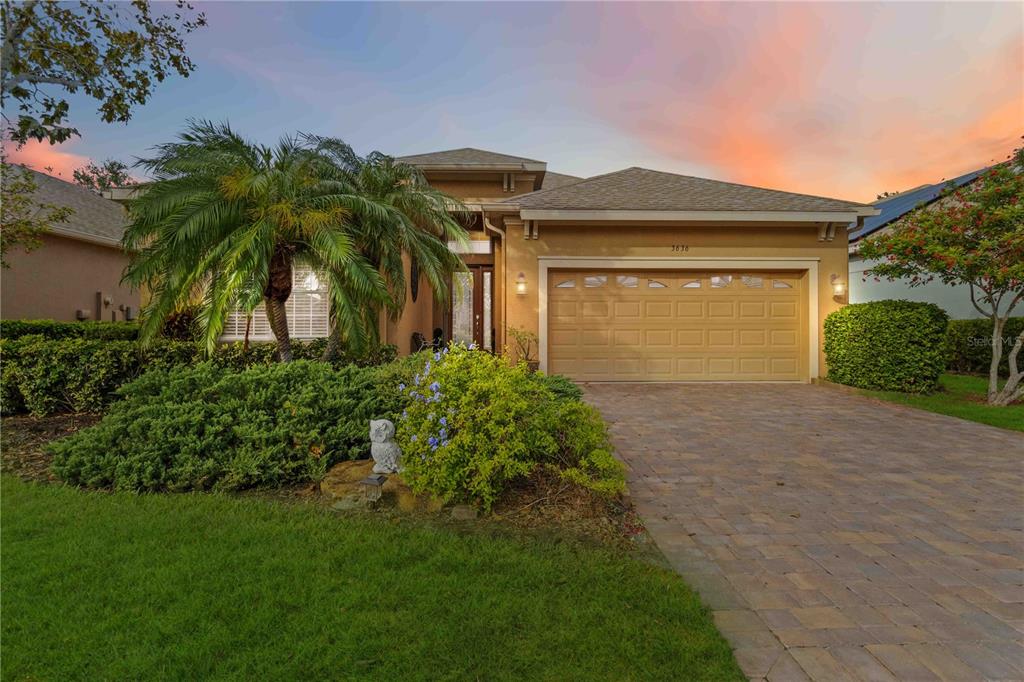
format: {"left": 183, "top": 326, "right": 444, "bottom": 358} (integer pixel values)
{"left": 500, "top": 221, "right": 849, "bottom": 378}
{"left": 1, "top": 234, "right": 139, "bottom": 322}
{"left": 849, "top": 255, "right": 985, "bottom": 320}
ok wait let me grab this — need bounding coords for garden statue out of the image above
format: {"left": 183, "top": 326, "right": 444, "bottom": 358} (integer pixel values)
{"left": 369, "top": 419, "right": 401, "bottom": 474}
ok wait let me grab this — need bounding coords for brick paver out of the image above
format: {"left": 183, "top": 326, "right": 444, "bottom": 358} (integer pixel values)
{"left": 585, "top": 383, "right": 1024, "bottom": 681}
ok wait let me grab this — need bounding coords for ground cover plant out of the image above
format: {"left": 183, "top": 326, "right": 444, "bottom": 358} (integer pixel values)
{"left": 49, "top": 359, "right": 416, "bottom": 492}
{"left": 859, "top": 373, "right": 1023, "bottom": 432}
{"left": 1, "top": 476, "right": 741, "bottom": 681}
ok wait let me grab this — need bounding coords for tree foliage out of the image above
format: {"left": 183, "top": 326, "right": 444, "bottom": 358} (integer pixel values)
{"left": 0, "top": 160, "right": 73, "bottom": 267}
{"left": 0, "top": 0, "right": 206, "bottom": 145}
{"left": 123, "top": 120, "right": 468, "bottom": 361}
{"left": 73, "top": 158, "right": 137, "bottom": 193}
{"left": 859, "top": 146, "right": 1024, "bottom": 405}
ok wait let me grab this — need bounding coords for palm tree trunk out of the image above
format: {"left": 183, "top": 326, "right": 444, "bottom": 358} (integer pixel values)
{"left": 265, "top": 247, "right": 294, "bottom": 362}
{"left": 320, "top": 324, "right": 341, "bottom": 362}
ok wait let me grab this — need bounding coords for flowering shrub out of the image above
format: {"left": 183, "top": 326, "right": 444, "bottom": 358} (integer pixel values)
{"left": 396, "top": 344, "right": 624, "bottom": 509}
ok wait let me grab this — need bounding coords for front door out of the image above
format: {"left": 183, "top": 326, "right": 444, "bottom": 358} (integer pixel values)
{"left": 451, "top": 265, "right": 494, "bottom": 351}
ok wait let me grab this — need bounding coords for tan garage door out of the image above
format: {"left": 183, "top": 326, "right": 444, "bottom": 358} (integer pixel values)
{"left": 547, "top": 271, "right": 806, "bottom": 381}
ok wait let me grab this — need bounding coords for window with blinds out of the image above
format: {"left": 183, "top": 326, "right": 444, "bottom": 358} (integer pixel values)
{"left": 220, "top": 265, "right": 330, "bottom": 341}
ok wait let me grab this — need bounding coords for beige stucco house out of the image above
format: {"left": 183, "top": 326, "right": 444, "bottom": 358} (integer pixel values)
{"left": 1, "top": 168, "right": 139, "bottom": 322}
{"left": 381, "top": 148, "right": 878, "bottom": 383}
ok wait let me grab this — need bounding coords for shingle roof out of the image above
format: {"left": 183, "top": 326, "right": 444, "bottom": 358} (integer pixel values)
{"left": 540, "top": 171, "right": 584, "bottom": 190}
{"left": 848, "top": 166, "right": 988, "bottom": 242}
{"left": 505, "top": 167, "right": 872, "bottom": 213}
{"left": 19, "top": 167, "right": 127, "bottom": 246}
{"left": 396, "top": 147, "right": 545, "bottom": 168}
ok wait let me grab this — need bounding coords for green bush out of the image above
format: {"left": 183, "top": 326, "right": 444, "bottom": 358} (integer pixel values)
{"left": 947, "top": 317, "right": 1024, "bottom": 376}
{"left": 533, "top": 372, "right": 584, "bottom": 402}
{"left": 396, "top": 345, "right": 623, "bottom": 509}
{"left": 1, "top": 336, "right": 398, "bottom": 416}
{"left": 50, "top": 361, "right": 409, "bottom": 492}
{"left": 824, "top": 300, "right": 949, "bottom": 393}
{"left": 0, "top": 319, "right": 140, "bottom": 341}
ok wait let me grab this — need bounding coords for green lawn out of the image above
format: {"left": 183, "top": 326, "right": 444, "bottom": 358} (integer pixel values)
{"left": 860, "top": 373, "right": 1024, "bottom": 432}
{"left": 1, "top": 476, "right": 741, "bottom": 681}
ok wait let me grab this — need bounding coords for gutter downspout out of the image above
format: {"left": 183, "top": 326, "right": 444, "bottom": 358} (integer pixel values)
{"left": 483, "top": 214, "right": 507, "bottom": 354}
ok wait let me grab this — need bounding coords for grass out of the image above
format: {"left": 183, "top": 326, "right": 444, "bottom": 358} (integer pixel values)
{"left": 860, "top": 373, "right": 1024, "bottom": 432}
{"left": 1, "top": 476, "right": 742, "bottom": 681}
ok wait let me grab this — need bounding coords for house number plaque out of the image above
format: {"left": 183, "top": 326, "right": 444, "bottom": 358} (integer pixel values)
{"left": 670, "top": 244, "right": 691, "bottom": 252}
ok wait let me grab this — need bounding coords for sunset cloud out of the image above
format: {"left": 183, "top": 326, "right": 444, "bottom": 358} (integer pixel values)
{"left": 3, "top": 139, "right": 89, "bottom": 180}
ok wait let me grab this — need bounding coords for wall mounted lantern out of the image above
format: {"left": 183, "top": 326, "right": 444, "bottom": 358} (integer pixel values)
{"left": 830, "top": 274, "right": 847, "bottom": 299}
{"left": 516, "top": 272, "right": 527, "bottom": 295}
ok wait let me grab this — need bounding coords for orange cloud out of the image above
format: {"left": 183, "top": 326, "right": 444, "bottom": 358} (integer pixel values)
{"left": 581, "top": 3, "right": 1023, "bottom": 202}
{"left": 3, "top": 139, "right": 89, "bottom": 180}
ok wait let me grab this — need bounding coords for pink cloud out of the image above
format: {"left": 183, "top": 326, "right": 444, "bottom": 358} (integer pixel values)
{"left": 578, "top": 3, "right": 1023, "bottom": 201}
{"left": 3, "top": 139, "right": 90, "bottom": 180}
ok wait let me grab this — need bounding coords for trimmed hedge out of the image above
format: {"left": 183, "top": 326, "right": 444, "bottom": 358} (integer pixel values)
{"left": 947, "top": 317, "right": 1024, "bottom": 376}
{"left": 824, "top": 300, "right": 949, "bottom": 393}
{"left": 0, "top": 319, "right": 139, "bottom": 341}
{"left": 1, "top": 336, "right": 397, "bottom": 416}
{"left": 50, "top": 361, "right": 415, "bottom": 492}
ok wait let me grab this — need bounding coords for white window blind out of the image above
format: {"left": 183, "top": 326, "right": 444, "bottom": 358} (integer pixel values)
{"left": 221, "top": 265, "right": 330, "bottom": 341}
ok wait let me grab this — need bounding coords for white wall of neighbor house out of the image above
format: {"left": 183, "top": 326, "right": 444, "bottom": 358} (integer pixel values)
{"left": 849, "top": 255, "right": 986, "bottom": 320}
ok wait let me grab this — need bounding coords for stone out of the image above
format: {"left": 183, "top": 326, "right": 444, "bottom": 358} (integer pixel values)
{"left": 369, "top": 419, "right": 401, "bottom": 474}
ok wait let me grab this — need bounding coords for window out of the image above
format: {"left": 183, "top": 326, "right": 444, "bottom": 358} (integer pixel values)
{"left": 647, "top": 279, "right": 668, "bottom": 288}
{"left": 710, "top": 275, "right": 733, "bottom": 288}
{"left": 222, "top": 264, "right": 330, "bottom": 340}
{"left": 772, "top": 280, "right": 793, "bottom": 289}
{"left": 555, "top": 278, "right": 576, "bottom": 288}
{"left": 680, "top": 279, "right": 702, "bottom": 289}
{"left": 741, "top": 275, "right": 764, "bottom": 288}
{"left": 584, "top": 275, "right": 607, "bottom": 288}
{"left": 616, "top": 275, "right": 638, "bottom": 288}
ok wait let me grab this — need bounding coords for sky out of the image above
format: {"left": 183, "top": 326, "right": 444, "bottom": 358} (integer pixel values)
{"left": 5, "top": 1, "right": 1022, "bottom": 203}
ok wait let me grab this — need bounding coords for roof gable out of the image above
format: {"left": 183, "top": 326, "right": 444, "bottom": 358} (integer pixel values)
{"left": 506, "top": 167, "right": 871, "bottom": 214}
{"left": 848, "top": 167, "right": 988, "bottom": 242}
{"left": 396, "top": 147, "right": 545, "bottom": 168}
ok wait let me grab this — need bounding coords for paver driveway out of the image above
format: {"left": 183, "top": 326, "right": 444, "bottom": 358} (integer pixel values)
{"left": 585, "top": 383, "right": 1024, "bottom": 681}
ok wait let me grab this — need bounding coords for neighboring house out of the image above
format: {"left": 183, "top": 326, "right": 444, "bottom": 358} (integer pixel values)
{"left": 848, "top": 167, "right": 988, "bottom": 319}
{"left": 1, "top": 168, "right": 139, "bottom": 322}
{"left": 241, "top": 146, "right": 874, "bottom": 383}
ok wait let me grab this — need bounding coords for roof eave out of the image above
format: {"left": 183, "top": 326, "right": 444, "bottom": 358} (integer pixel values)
{"left": 405, "top": 162, "right": 547, "bottom": 173}
{"left": 515, "top": 208, "right": 878, "bottom": 223}
{"left": 48, "top": 225, "right": 124, "bottom": 248}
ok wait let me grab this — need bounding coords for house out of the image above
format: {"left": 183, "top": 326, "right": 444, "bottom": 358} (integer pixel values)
{"left": 1, "top": 167, "right": 139, "bottom": 322}
{"left": 848, "top": 167, "right": 988, "bottom": 319}
{"left": 381, "top": 148, "right": 878, "bottom": 382}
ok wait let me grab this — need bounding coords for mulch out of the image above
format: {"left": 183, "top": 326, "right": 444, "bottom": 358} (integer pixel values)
{"left": 1, "top": 413, "right": 101, "bottom": 483}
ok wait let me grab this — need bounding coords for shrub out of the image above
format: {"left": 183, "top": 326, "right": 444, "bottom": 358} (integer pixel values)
{"left": 533, "top": 373, "right": 583, "bottom": 402}
{"left": 396, "top": 345, "right": 623, "bottom": 509}
{"left": 824, "top": 300, "right": 949, "bottom": 393}
{"left": 947, "top": 317, "right": 1024, "bottom": 376}
{"left": 0, "top": 319, "right": 139, "bottom": 341}
{"left": 50, "top": 361, "right": 407, "bottom": 492}
{"left": 1, "top": 336, "right": 399, "bottom": 416}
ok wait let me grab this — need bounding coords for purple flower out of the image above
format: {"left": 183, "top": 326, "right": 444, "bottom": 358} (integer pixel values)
{"left": 434, "top": 351, "right": 441, "bottom": 361}
{"left": 398, "top": 382, "right": 406, "bottom": 392}
{"left": 413, "top": 374, "right": 420, "bottom": 386}
{"left": 441, "top": 439, "right": 449, "bottom": 447}
{"left": 429, "top": 381, "right": 440, "bottom": 393}
{"left": 439, "top": 428, "right": 447, "bottom": 439}
{"left": 410, "top": 435, "right": 418, "bottom": 443}
{"left": 439, "top": 417, "right": 447, "bottom": 427}
{"left": 401, "top": 410, "right": 408, "bottom": 420}
{"left": 468, "top": 342, "right": 477, "bottom": 350}
{"left": 428, "top": 436, "right": 438, "bottom": 447}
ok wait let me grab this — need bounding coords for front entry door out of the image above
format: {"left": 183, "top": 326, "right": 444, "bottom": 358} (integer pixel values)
{"left": 451, "top": 266, "right": 493, "bottom": 351}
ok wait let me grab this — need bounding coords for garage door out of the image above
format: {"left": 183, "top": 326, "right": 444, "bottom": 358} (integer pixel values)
{"left": 547, "top": 271, "right": 806, "bottom": 381}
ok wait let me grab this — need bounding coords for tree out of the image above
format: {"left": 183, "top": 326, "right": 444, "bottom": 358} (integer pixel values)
{"left": 73, "top": 158, "right": 137, "bottom": 193}
{"left": 859, "top": 146, "right": 1024, "bottom": 406}
{"left": 0, "top": 159, "right": 73, "bottom": 267}
{"left": 123, "top": 121, "right": 468, "bottom": 362}
{"left": 0, "top": 0, "right": 206, "bottom": 146}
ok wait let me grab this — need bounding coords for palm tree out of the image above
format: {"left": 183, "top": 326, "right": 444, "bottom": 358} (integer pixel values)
{"left": 123, "top": 121, "right": 468, "bottom": 361}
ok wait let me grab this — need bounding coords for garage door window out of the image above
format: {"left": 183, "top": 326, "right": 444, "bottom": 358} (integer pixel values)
{"left": 584, "top": 275, "right": 607, "bottom": 288}
{"left": 555, "top": 278, "right": 576, "bottom": 288}
{"left": 710, "top": 275, "right": 733, "bottom": 288}
{"left": 773, "top": 280, "right": 793, "bottom": 289}
{"left": 742, "top": 275, "right": 764, "bottom": 288}
{"left": 647, "top": 279, "right": 669, "bottom": 288}
{"left": 616, "top": 275, "right": 638, "bottom": 288}
{"left": 681, "top": 279, "right": 702, "bottom": 288}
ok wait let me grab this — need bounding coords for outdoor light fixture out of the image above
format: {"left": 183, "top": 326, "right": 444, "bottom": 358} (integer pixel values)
{"left": 359, "top": 473, "right": 387, "bottom": 503}
{"left": 516, "top": 272, "right": 527, "bottom": 295}
{"left": 831, "top": 274, "right": 847, "bottom": 298}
